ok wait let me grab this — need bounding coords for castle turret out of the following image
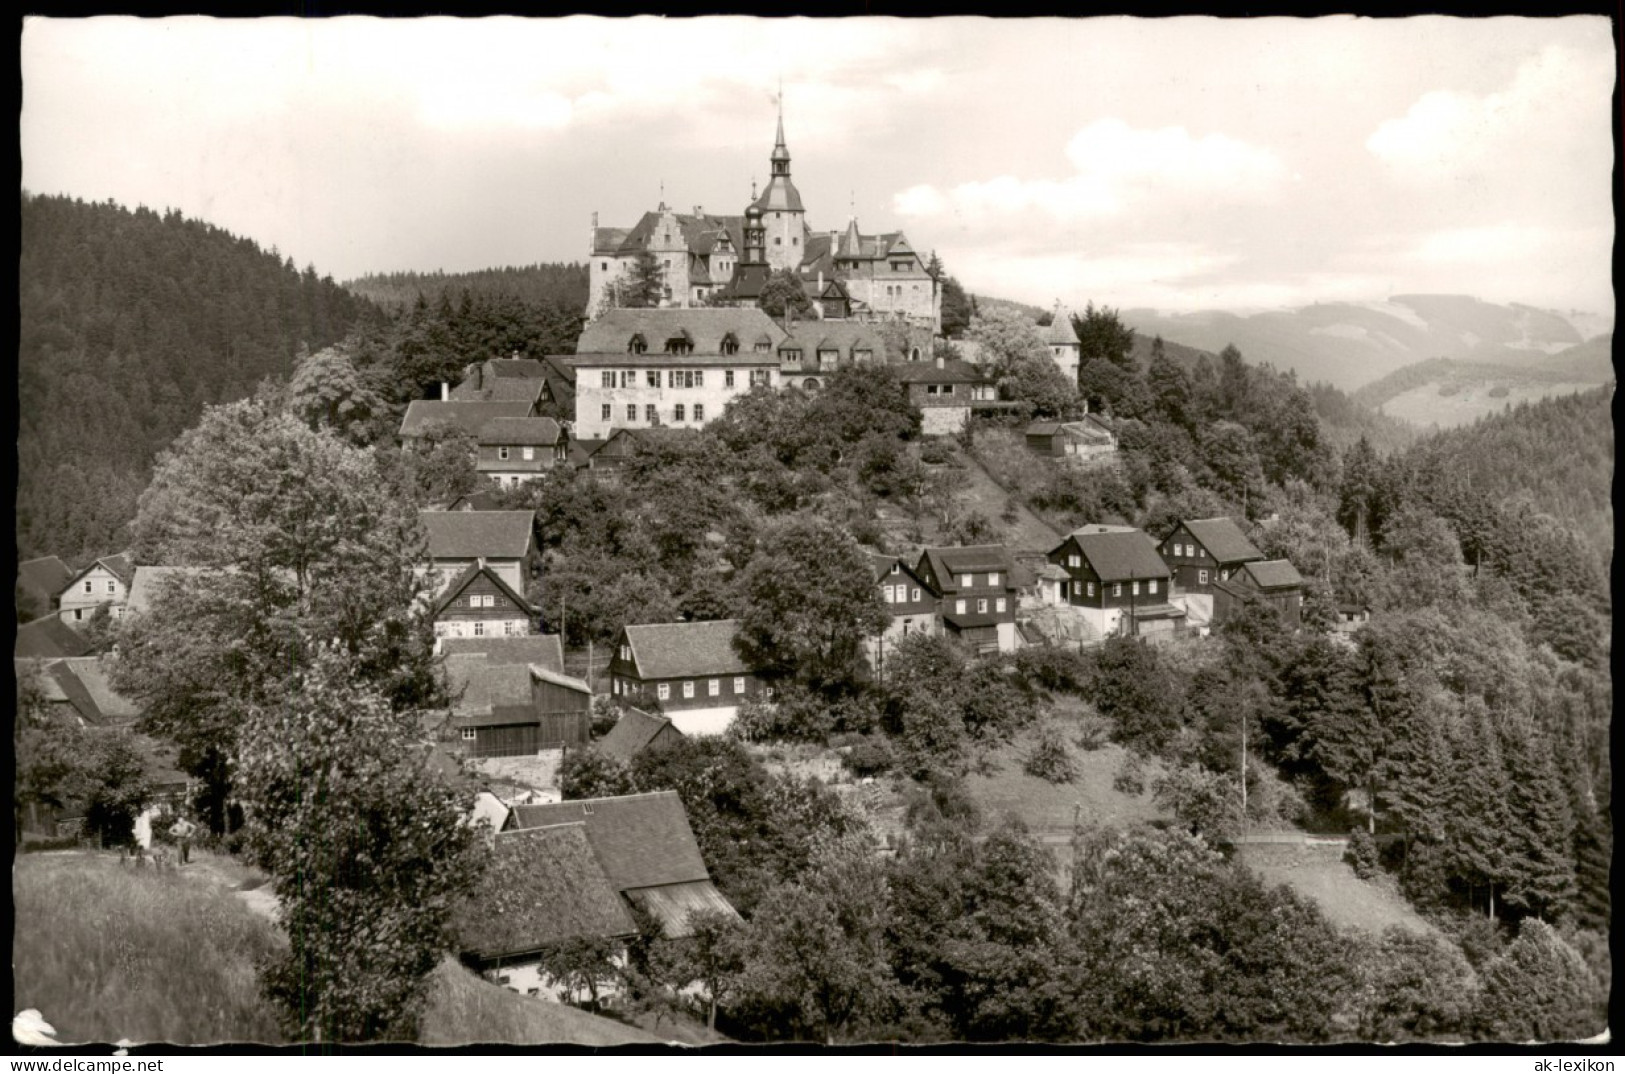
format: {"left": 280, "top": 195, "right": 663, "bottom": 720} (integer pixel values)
{"left": 751, "top": 102, "right": 806, "bottom": 272}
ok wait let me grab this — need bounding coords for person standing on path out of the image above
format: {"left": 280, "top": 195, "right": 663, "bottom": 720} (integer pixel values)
{"left": 169, "top": 816, "right": 198, "bottom": 865}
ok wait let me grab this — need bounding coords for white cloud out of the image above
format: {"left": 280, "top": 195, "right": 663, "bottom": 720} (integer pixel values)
{"left": 1366, "top": 44, "right": 1614, "bottom": 180}
{"left": 895, "top": 118, "right": 1288, "bottom": 224}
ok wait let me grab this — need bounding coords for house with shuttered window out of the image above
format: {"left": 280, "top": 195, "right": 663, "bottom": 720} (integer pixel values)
{"left": 913, "top": 545, "right": 1022, "bottom": 654}
{"left": 866, "top": 553, "right": 941, "bottom": 669}
{"left": 606, "top": 619, "right": 762, "bottom": 736}
{"left": 1048, "top": 525, "right": 1183, "bottom": 639}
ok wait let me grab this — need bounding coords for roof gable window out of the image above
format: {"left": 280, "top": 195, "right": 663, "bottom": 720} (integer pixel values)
{"left": 720, "top": 332, "right": 739, "bottom": 356}
{"left": 664, "top": 333, "right": 694, "bottom": 356}
{"left": 628, "top": 333, "right": 648, "bottom": 355}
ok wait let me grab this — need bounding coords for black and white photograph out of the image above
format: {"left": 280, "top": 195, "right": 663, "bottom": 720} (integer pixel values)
{"left": 14, "top": 14, "right": 1614, "bottom": 1052}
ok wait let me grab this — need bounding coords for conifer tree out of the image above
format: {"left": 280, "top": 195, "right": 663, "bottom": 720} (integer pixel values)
{"left": 1444, "top": 700, "right": 1514, "bottom": 920}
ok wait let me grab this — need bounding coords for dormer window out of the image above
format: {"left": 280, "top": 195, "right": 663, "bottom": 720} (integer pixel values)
{"left": 665, "top": 335, "right": 693, "bottom": 355}
{"left": 628, "top": 334, "right": 647, "bottom": 354}
{"left": 720, "top": 333, "right": 739, "bottom": 356}
{"left": 780, "top": 347, "right": 803, "bottom": 364}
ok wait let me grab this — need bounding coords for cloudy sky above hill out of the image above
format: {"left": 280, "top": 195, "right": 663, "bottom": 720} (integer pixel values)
{"left": 21, "top": 16, "right": 1615, "bottom": 316}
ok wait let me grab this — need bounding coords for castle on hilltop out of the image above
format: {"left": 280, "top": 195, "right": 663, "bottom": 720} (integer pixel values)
{"left": 587, "top": 104, "right": 941, "bottom": 332}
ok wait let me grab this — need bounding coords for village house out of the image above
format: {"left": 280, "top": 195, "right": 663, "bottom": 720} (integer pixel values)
{"left": 896, "top": 356, "right": 1001, "bottom": 436}
{"left": 1039, "top": 303, "right": 1081, "bottom": 383}
{"left": 442, "top": 651, "right": 592, "bottom": 757}
{"left": 1212, "top": 559, "right": 1307, "bottom": 628}
{"left": 913, "top": 545, "right": 1023, "bottom": 654}
{"left": 505, "top": 791, "right": 740, "bottom": 939}
{"left": 1048, "top": 525, "right": 1184, "bottom": 638}
{"left": 597, "top": 706, "right": 685, "bottom": 765}
{"left": 448, "top": 356, "right": 549, "bottom": 403}
{"left": 1024, "top": 416, "right": 1118, "bottom": 461}
{"left": 431, "top": 560, "right": 539, "bottom": 640}
{"left": 475, "top": 416, "right": 568, "bottom": 489}
{"left": 420, "top": 510, "right": 540, "bottom": 596}
{"left": 607, "top": 619, "right": 761, "bottom": 736}
{"left": 1157, "top": 517, "right": 1265, "bottom": 621}
{"left": 568, "top": 308, "right": 787, "bottom": 440}
{"left": 455, "top": 822, "right": 639, "bottom": 997}
{"left": 56, "top": 553, "right": 135, "bottom": 626}
{"left": 866, "top": 552, "right": 941, "bottom": 671}
{"left": 15, "top": 614, "right": 95, "bottom": 660}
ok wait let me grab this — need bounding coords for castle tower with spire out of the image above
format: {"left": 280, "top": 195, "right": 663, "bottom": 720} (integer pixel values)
{"left": 751, "top": 101, "right": 807, "bottom": 272}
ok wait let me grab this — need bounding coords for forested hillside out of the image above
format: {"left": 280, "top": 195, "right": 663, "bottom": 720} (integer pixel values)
{"left": 18, "top": 194, "right": 380, "bottom": 560}
{"left": 345, "top": 264, "right": 589, "bottom": 313}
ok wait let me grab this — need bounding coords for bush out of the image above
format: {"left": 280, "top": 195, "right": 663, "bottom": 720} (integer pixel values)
{"left": 842, "top": 735, "right": 897, "bottom": 778}
{"left": 920, "top": 440, "right": 955, "bottom": 466}
{"left": 1014, "top": 644, "right": 1091, "bottom": 694}
{"left": 1074, "top": 711, "right": 1112, "bottom": 751}
{"left": 1023, "top": 724, "right": 1077, "bottom": 784}
{"left": 1344, "top": 828, "right": 1380, "bottom": 880}
{"left": 1487, "top": 384, "right": 1511, "bottom": 399}
{"left": 1113, "top": 751, "right": 1147, "bottom": 796}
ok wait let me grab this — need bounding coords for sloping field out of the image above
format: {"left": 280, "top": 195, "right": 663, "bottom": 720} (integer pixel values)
{"left": 1379, "top": 381, "right": 1602, "bottom": 429}
{"left": 1235, "top": 842, "right": 1436, "bottom": 937}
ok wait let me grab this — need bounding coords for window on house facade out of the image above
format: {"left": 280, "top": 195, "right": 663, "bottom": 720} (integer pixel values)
{"left": 988, "top": 572, "right": 1000, "bottom": 587}
{"left": 83, "top": 580, "right": 93, "bottom": 594}
{"left": 1113, "top": 584, "right": 1123, "bottom": 597}
{"left": 1149, "top": 579, "right": 1159, "bottom": 594}
{"left": 74, "top": 609, "right": 84, "bottom": 621}
{"left": 750, "top": 370, "right": 772, "bottom": 387}
{"left": 498, "top": 447, "right": 510, "bottom": 461}
{"left": 912, "top": 588, "right": 921, "bottom": 602}
{"left": 621, "top": 371, "right": 636, "bottom": 388}
{"left": 977, "top": 598, "right": 988, "bottom": 614}
{"left": 522, "top": 447, "right": 534, "bottom": 461}
{"left": 995, "top": 598, "right": 1006, "bottom": 613}
{"left": 504, "top": 621, "right": 519, "bottom": 636}
{"left": 734, "top": 677, "right": 745, "bottom": 693}
{"left": 658, "top": 683, "right": 671, "bottom": 701}
{"left": 955, "top": 599, "right": 967, "bottom": 614}
{"left": 674, "top": 404, "right": 686, "bottom": 422}
{"left": 694, "top": 404, "right": 705, "bottom": 421}
{"left": 1198, "top": 570, "right": 1209, "bottom": 585}
{"left": 473, "top": 622, "right": 486, "bottom": 637}
{"left": 1132, "top": 581, "right": 1141, "bottom": 596}
{"left": 462, "top": 728, "right": 477, "bottom": 741}
{"left": 627, "top": 404, "right": 637, "bottom": 422}
{"left": 854, "top": 349, "right": 873, "bottom": 363}
{"left": 725, "top": 370, "right": 735, "bottom": 388}
{"left": 646, "top": 404, "right": 658, "bottom": 423}
{"left": 1086, "top": 582, "right": 1095, "bottom": 598}
{"left": 601, "top": 262, "right": 608, "bottom": 271}
{"left": 620, "top": 644, "right": 630, "bottom": 661}
{"left": 708, "top": 679, "right": 720, "bottom": 697}
{"left": 774, "top": 238, "right": 782, "bottom": 245}
{"left": 647, "top": 371, "right": 660, "bottom": 387}
{"left": 602, "top": 404, "right": 612, "bottom": 421}
{"left": 683, "top": 681, "right": 695, "bottom": 699}
{"left": 602, "top": 371, "right": 615, "bottom": 388}
{"left": 1068, "top": 554, "right": 1081, "bottom": 568}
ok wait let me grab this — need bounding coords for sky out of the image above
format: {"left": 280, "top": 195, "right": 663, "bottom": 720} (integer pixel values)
{"left": 20, "top": 16, "right": 1617, "bottom": 317}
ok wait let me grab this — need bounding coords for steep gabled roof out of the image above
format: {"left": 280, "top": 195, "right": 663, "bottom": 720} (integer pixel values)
{"left": 919, "top": 546, "right": 1016, "bottom": 591}
{"left": 598, "top": 707, "right": 681, "bottom": 764}
{"left": 505, "top": 790, "right": 711, "bottom": 890}
{"left": 448, "top": 377, "right": 545, "bottom": 404}
{"left": 1064, "top": 529, "right": 1170, "bottom": 583}
{"left": 432, "top": 562, "right": 537, "bottom": 618}
{"left": 576, "top": 308, "right": 787, "bottom": 356}
{"left": 444, "top": 656, "right": 534, "bottom": 719}
{"left": 1239, "top": 559, "right": 1305, "bottom": 590}
{"left": 621, "top": 619, "right": 748, "bottom": 680}
{"left": 14, "top": 614, "right": 94, "bottom": 660}
{"left": 440, "top": 634, "right": 565, "bottom": 674}
{"left": 50, "top": 656, "right": 140, "bottom": 725}
{"left": 1180, "top": 517, "right": 1265, "bottom": 566}
{"left": 421, "top": 511, "right": 536, "bottom": 561}
{"left": 400, "top": 400, "right": 534, "bottom": 440}
{"left": 455, "top": 823, "right": 638, "bottom": 962}
{"left": 1039, "top": 308, "right": 1079, "bottom": 346}
{"left": 62, "top": 552, "right": 135, "bottom": 595}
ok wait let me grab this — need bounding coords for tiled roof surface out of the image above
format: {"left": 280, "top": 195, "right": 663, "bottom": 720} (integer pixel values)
{"left": 400, "top": 400, "right": 534, "bottom": 439}
{"left": 449, "top": 377, "right": 545, "bottom": 404}
{"left": 440, "top": 634, "right": 565, "bottom": 674}
{"left": 478, "top": 417, "right": 563, "bottom": 446}
{"left": 623, "top": 619, "right": 748, "bottom": 680}
{"left": 1241, "top": 559, "right": 1305, "bottom": 590}
{"left": 1068, "top": 530, "right": 1170, "bottom": 583}
{"left": 53, "top": 656, "right": 140, "bottom": 724}
{"left": 597, "top": 707, "right": 680, "bottom": 764}
{"left": 14, "top": 615, "right": 93, "bottom": 660}
{"left": 486, "top": 358, "right": 548, "bottom": 379}
{"left": 421, "top": 511, "right": 535, "bottom": 561}
{"left": 444, "top": 656, "right": 533, "bottom": 717}
{"left": 576, "top": 308, "right": 786, "bottom": 355}
{"left": 506, "top": 790, "right": 711, "bottom": 890}
{"left": 780, "top": 321, "right": 886, "bottom": 360}
{"left": 627, "top": 880, "right": 741, "bottom": 938}
{"left": 1039, "top": 310, "right": 1079, "bottom": 346}
{"left": 17, "top": 557, "right": 71, "bottom": 607}
{"left": 894, "top": 359, "right": 989, "bottom": 385}
{"left": 1181, "top": 517, "right": 1265, "bottom": 565}
{"left": 920, "top": 546, "right": 1016, "bottom": 591}
{"left": 455, "top": 823, "right": 637, "bottom": 961}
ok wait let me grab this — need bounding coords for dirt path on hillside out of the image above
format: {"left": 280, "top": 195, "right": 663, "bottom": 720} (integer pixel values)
{"left": 954, "top": 451, "right": 1062, "bottom": 553}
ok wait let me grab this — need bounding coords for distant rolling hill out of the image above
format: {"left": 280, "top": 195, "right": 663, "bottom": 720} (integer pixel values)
{"left": 1119, "top": 295, "right": 1609, "bottom": 392}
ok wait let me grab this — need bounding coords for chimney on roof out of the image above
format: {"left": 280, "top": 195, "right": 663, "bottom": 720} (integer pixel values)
{"left": 440, "top": 381, "right": 449, "bottom": 401}
{"left": 693, "top": 205, "right": 702, "bottom": 217}
{"left": 935, "top": 353, "right": 945, "bottom": 370}
{"left": 591, "top": 211, "right": 598, "bottom": 229}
